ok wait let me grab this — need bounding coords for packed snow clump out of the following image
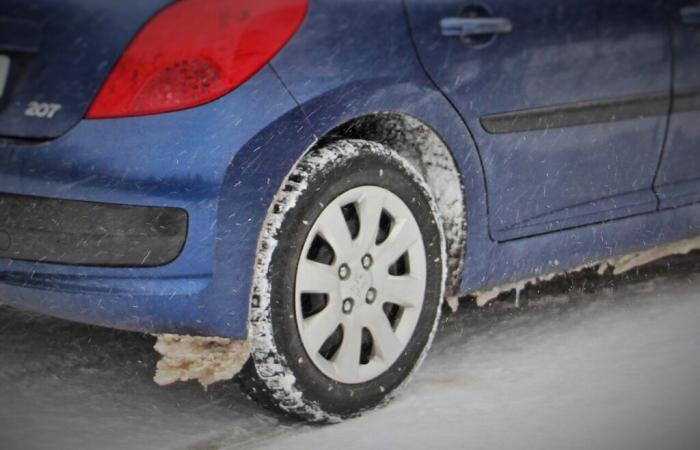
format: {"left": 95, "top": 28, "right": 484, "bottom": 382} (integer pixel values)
{"left": 599, "top": 234, "right": 700, "bottom": 275}
{"left": 469, "top": 262, "right": 598, "bottom": 309}
{"left": 466, "top": 234, "right": 700, "bottom": 310}
{"left": 153, "top": 334, "right": 250, "bottom": 388}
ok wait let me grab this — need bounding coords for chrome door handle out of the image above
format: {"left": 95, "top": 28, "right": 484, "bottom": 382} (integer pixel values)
{"left": 440, "top": 17, "right": 512, "bottom": 37}
{"left": 680, "top": 5, "right": 700, "bottom": 26}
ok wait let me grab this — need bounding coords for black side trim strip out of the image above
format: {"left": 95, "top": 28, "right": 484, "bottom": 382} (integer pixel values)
{"left": 480, "top": 92, "right": 672, "bottom": 134}
{"left": 674, "top": 88, "right": 700, "bottom": 114}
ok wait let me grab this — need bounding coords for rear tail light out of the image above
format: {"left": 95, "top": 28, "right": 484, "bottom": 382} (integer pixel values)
{"left": 86, "top": 0, "right": 307, "bottom": 119}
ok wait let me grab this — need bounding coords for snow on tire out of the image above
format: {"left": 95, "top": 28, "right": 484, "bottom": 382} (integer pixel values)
{"left": 238, "top": 139, "right": 446, "bottom": 422}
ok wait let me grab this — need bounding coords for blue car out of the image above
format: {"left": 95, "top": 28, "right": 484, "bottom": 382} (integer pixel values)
{"left": 0, "top": 0, "right": 698, "bottom": 421}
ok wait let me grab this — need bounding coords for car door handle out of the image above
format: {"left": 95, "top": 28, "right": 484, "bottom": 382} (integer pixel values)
{"left": 440, "top": 17, "right": 512, "bottom": 37}
{"left": 680, "top": 5, "right": 700, "bottom": 26}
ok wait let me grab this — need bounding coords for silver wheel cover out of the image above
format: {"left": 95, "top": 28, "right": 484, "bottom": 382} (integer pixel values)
{"left": 294, "top": 186, "right": 427, "bottom": 384}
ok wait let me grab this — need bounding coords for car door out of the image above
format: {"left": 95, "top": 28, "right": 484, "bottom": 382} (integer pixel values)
{"left": 654, "top": 1, "right": 700, "bottom": 208}
{"left": 404, "top": 0, "right": 672, "bottom": 241}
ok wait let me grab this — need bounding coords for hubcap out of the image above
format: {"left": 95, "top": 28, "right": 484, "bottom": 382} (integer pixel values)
{"left": 294, "top": 186, "right": 427, "bottom": 384}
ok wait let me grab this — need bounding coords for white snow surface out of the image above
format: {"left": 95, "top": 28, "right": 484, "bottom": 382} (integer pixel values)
{"left": 2, "top": 253, "right": 700, "bottom": 449}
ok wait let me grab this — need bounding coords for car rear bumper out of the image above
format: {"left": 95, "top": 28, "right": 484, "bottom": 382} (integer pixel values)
{"left": 0, "top": 66, "right": 315, "bottom": 339}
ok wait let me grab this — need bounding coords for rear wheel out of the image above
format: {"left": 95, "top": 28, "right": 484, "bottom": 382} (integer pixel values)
{"left": 240, "top": 140, "right": 445, "bottom": 422}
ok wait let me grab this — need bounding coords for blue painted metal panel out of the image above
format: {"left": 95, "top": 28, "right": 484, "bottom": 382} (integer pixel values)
{"left": 271, "top": 0, "right": 700, "bottom": 301}
{"left": 0, "top": 67, "right": 315, "bottom": 338}
{"left": 0, "top": 0, "right": 697, "bottom": 340}
{"left": 0, "top": 0, "right": 172, "bottom": 139}
{"left": 404, "top": 0, "right": 671, "bottom": 241}
{"left": 654, "top": 0, "right": 700, "bottom": 208}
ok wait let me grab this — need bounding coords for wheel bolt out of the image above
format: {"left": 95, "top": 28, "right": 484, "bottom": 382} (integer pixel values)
{"left": 342, "top": 298, "right": 354, "bottom": 314}
{"left": 338, "top": 263, "right": 351, "bottom": 280}
{"left": 361, "top": 254, "right": 373, "bottom": 269}
{"left": 365, "top": 288, "right": 377, "bottom": 304}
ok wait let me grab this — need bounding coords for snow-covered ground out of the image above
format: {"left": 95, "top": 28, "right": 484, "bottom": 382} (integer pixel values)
{"left": 2, "top": 254, "right": 700, "bottom": 450}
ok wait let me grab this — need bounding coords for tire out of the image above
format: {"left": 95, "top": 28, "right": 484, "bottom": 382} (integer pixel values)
{"left": 239, "top": 139, "right": 446, "bottom": 422}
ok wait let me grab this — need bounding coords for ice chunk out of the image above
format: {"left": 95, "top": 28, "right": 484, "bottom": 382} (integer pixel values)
{"left": 153, "top": 334, "right": 250, "bottom": 388}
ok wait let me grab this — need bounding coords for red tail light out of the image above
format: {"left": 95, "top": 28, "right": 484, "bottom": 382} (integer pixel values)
{"left": 86, "top": 0, "right": 307, "bottom": 118}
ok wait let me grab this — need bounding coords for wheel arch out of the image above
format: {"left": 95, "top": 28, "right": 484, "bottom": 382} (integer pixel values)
{"left": 313, "top": 112, "right": 467, "bottom": 296}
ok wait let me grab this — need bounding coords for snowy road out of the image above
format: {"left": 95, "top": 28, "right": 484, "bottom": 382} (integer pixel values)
{"left": 2, "top": 254, "right": 700, "bottom": 450}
